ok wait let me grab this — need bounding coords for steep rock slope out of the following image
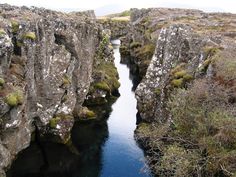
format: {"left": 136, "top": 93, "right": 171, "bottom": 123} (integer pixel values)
{"left": 0, "top": 4, "right": 119, "bottom": 176}
{"left": 132, "top": 8, "right": 236, "bottom": 176}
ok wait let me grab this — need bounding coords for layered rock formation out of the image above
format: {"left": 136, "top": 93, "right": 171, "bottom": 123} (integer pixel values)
{"left": 0, "top": 4, "right": 119, "bottom": 176}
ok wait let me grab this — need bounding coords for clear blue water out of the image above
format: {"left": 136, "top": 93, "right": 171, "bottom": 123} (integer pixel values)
{"left": 100, "top": 41, "right": 150, "bottom": 177}
{"left": 7, "top": 40, "right": 151, "bottom": 177}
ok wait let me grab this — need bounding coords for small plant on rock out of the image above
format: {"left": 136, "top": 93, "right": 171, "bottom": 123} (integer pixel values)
{"left": 0, "top": 78, "right": 5, "bottom": 86}
{"left": 23, "top": 32, "right": 36, "bottom": 40}
{"left": 5, "top": 90, "right": 24, "bottom": 107}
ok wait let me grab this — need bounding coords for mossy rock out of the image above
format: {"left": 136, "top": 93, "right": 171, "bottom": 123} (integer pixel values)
{"left": 137, "top": 44, "right": 155, "bottom": 59}
{"left": 5, "top": 90, "right": 24, "bottom": 107}
{"left": 136, "top": 123, "right": 152, "bottom": 135}
{"left": 23, "top": 32, "right": 36, "bottom": 40}
{"left": 183, "top": 74, "right": 193, "bottom": 81}
{"left": 5, "top": 94, "right": 18, "bottom": 107}
{"left": 0, "top": 78, "right": 5, "bottom": 86}
{"left": 49, "top": 117, "right": 60, "bottom": 129}
{"left": 94, "top": 82, "right": 110, "bottom": 92}
{"left": 203, "top": 47, "right": 220, "bottom": 57}
{"left": 77, "top": 107, "right": 97, "bottom": 119}
{"left": 171, "top": 63, "right": 186, "bottom": 75}
{"left": 49, "top": 114, "right": 73, "bottom": 128}
{"left": 16, "top": 40, "right": 23, "bottom": 47}
{"left": 11, "top": 20, "right": 19, "bottom": 33}
{"left": 174, "top": 70, "right": 187, "bottom": 79}
{"left": 62, "top": 75, "right": 71, "bottom": 85}
{"left": 0, "top": 29, "right": 6, "bottom": 36}
{"left": 154, "top": 88, "right": 161, "bottom": 96}
{"left": 171, "top": 78, "right": 184, "bottom": 88}
{"left": 86, "top": 110, "right": 96, "bottom": 118}
{"left": 95, "top": 63, "right": 120, "bottom": 93}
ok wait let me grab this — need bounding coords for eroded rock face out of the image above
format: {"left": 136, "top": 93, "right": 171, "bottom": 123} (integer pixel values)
{"left": 135, "top": 24, "right": 204, "bottom": 122}
{"left": 0, "top": 4, "right": 116, "bottom": 175}
{"left": 133, "top": 8, "right": 236, "bottom": 176}
{"left": 120, "top": 8, "right": 236, "bottom": 123}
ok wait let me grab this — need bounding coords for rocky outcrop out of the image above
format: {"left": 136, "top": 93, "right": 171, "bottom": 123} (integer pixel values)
{"left": 132, "top": 8, "right": 236, "bottom": 176}
{"left": 136, "top": 24, "right": 204, "bottom": 122}
{"left": 120, "top": 8, "right": 236, "bottom": 123}
{"left": 0, "top": 4, "right": 119, "bottom": 176}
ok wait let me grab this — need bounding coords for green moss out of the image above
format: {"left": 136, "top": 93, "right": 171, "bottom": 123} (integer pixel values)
{"left": 0, "top": 78, "right": 5, "bottom": 86}
{"left": 203, "top": 47, "right": 221, "bottom": 58}
{"left": 62, "top": 75, "right": 71, "bottom": 85}
{"left": 94, "top": 81, "right": 110, "bottom": 92}
{"left": 171, "top": 63, "right": 186, "bottom": 74}
{"left": 136, "top": 123, "right": 152, "bottom": 135}
{"left": 0, "top": 28, "right": 6, "bottom": 36}
{"left": 199, "top": 59, "right": 212, "bottom": 73}
{"left": 137, "top": 44, "right": 155, "bottom": 59}
{"left": 174, "top": 70, "right": 187, "bottom": 79}
{"left": 11, "top": 20, "right": 19, "bottom": 33}
{"left": 96, "top": 63, "right": 120, "bottom": 92}
{"left": 49, "top": 117, "right": 60, "bottom": 128}
{"left": 5, "top": 90, "right": 24, "bottom": 107}
{"left": 5, "top": 94, "right": 18, "bottom": 107}
{"left": 23, "top": 32, "right": 36, "bottom": 40}
{"left": 15, "top": 90, "right": 24, "bottom": 104}
{"left": 113, "top": 80, "right": 120, "bottom": 90}
{"left": 86, "top": 110, "right": 96, "bottom": 118}
{"left": 154, "top": 88, "right": 161, "bottom": 96}
{"left": 76, "top": 107, "right": 97, "bottom": 119}
{"left": 183, "top": 74, "right": 194, "bottom": 81}
{"left": 49, "top": 114, "right": 73, "bottom": 128}
{"left": 16, "top": 40, "right": 23, "bottom": 47}
{"left": 171, "top": 78, "right": 184, "bottom": 88}
{"left": 171, "top": 65, "right": 194, "bottom": 84}
{"left": 130, "top": 42, "right": 142, "bottom": 49}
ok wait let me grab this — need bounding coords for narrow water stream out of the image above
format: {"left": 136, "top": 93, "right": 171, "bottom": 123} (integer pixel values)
{"left": 100, "top": 40, "right": 150, "bottom": 177}
{"left": 7, "top": 40, "right": 151, "bottom": 177}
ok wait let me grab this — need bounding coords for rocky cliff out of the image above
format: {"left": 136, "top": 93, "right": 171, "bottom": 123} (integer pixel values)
{"left": 133, "top": 8, "right": 236, "bottom": 122}
{"left": 0, "top": 4, "right": 119, "bottom": 176}
{"left": 128, "top": 8, "right": 236, "bottom": 176}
